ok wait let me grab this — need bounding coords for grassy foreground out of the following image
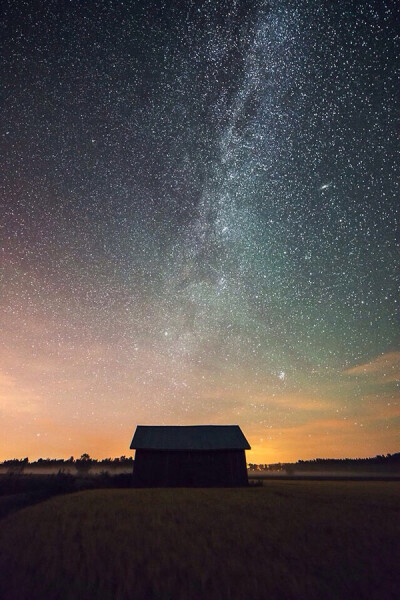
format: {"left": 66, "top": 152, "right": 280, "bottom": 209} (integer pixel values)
{"left": 0, "top": 481, "right": 399, "bottom": 600}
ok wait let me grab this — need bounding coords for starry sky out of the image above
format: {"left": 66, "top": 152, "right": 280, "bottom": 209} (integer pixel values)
{"left": 1, "top": 0, "right": 398, "bottom": 462}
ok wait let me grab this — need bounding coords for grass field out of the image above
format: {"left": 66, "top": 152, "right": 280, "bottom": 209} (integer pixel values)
{"left": 1, "top": 481, "right": 399, "bottom": 600}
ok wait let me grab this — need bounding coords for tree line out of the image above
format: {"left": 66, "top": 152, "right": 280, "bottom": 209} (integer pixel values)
{"left": 3, "top": 452, "right": 399, "bottom": 475}
{"left": 248, "top": 453, "right": 400, "bottom": 472}
{"left": 1, "top": 454, "right": 133, "bottom": 475}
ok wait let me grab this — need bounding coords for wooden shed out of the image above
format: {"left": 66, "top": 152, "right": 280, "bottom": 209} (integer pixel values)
{"left": 130, "top": 425, "right": 250, "bottom": 487}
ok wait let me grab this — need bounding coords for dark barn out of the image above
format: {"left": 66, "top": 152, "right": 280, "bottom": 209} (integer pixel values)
{"left": 130, "top": 425, "right": 250, "bottom": 487}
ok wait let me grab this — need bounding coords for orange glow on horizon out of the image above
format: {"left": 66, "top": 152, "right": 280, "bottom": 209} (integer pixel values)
{"left": 2, "top": 350, "right": 398, "bottom": 463}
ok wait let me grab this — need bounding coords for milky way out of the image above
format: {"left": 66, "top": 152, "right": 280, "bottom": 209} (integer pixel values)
{"left": 1, "top": 0, "right": 398, "bottom": 461}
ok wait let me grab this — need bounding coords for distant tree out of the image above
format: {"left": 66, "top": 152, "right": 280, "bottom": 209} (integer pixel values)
{"left": 5, "top": 457, "right": 28, "bottom": 475}
{"left": 75, "top": 453, "right": 92, "bottom": 476}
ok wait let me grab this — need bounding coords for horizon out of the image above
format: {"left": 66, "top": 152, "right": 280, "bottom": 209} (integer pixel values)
{"left": 2, "top": 1, "right": 398, "bottom": 464}
{"left": 2, "top": 449, "right": 399, "bottom": 465}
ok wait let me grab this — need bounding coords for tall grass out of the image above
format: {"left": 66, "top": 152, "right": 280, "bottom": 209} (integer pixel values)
{"left": 0, "top": 481, "right": 399, "bottom": 600}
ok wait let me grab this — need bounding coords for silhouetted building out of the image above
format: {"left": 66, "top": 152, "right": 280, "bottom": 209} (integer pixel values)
{"left": 130, "top": 425, "right": 250, "bottom": 487}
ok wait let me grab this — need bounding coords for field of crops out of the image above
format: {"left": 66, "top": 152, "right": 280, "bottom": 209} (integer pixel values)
{"left": 1, "top": 481, "right": 399, "bottom": 600}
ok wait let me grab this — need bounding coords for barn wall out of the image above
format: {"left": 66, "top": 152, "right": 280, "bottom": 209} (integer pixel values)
{"left": 133, "top": 449, "right": 248, "bottom": 487}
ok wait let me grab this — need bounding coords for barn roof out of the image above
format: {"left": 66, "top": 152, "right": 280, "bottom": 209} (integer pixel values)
{"left": 130, "top": 425, "right": 251, "bottom": 451}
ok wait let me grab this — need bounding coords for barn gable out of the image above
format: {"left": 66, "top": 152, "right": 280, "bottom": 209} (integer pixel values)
{"left": 130, "top": 425, "right": 250, "bottom": 451}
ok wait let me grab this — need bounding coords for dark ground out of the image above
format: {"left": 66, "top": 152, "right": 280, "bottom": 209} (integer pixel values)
{"left": 0, "top": 480, "right": 399, "bottom": 600}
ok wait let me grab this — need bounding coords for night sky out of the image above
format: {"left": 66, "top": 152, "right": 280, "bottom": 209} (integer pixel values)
{"left": 1, "top": 0, "right": 398, "bottom": 462}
